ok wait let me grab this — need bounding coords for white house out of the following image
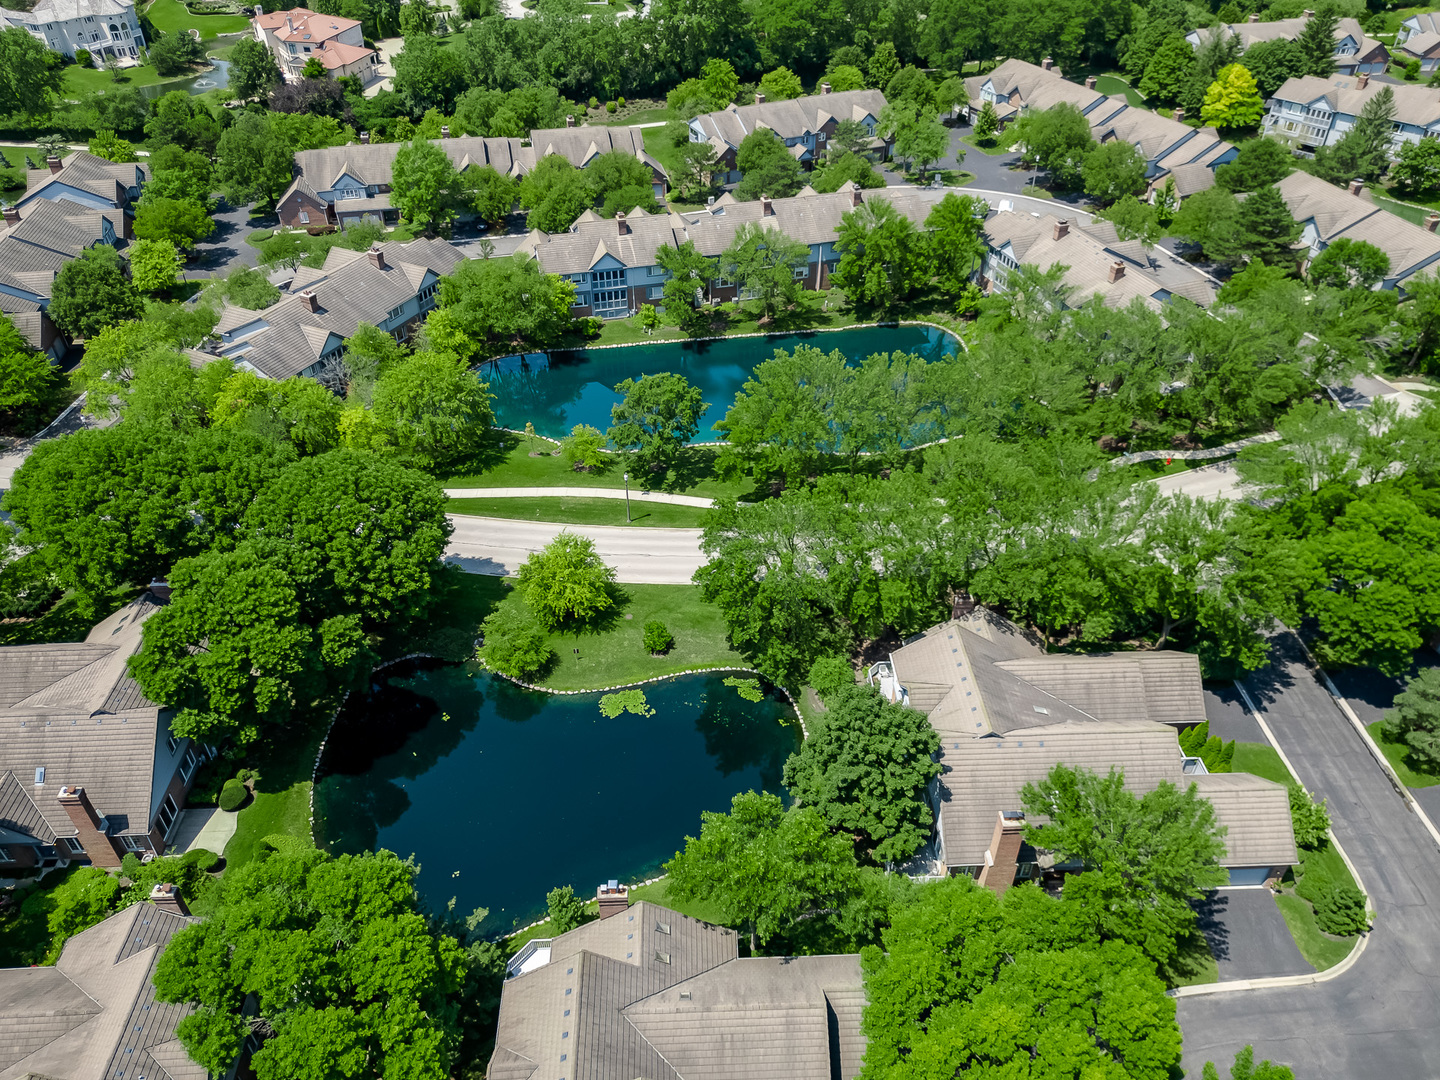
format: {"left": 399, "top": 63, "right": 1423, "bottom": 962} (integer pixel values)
{"left": 1264, "top": 73, "right": 1440, "bottom": 156}
{"left": 0, "top": 0, "right": 144, "bottom": 64}
{"left": 1186, "top": 14, "right": 1389, "bottom": 76}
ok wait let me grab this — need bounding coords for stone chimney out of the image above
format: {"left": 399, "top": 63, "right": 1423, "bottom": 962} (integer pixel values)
{"left": 298, "top": 289, "right": 319, "bottom": 312}
{"left": 566, "top": 114, "right": 575, "bottom": 127}
{"left": 617, "top": 210, "right": 629, "bottom": 235}
{"left": 976, "top": 811, "right": 1025, "bottom": 897}
{"left": 821, "top": 82, "right": 831, "bottom": 94}
{"left": 1108, "top": 259, "right": 1126, "bottom": 283}
{"left": 1349, "top": 177, "right": 1365, "bottom": 196}
{"left": 755, "top": 92, "right": 766, "bottom": 104}
{"left": 1085, "top": 75, "right": 1096, "bottom": 89}
{"left": 1053, "top": 218, "right": 1069, "bottom": 241}
{"left": 1427, "top": 212, "right": 1440, "bottom": 233}
{"left": 440, "top": 125, "right": 450, "bottom": 138}
{"left": 46, "top": 156, "right": 62, "bottom": 174}
{"left": 1, "top": 205, "right": 17, "bottom": 227}
{"left": 58, "top": 787, "right": 122, "bottom": 868}
{"left": 761, "top": 194, "right": 773, "bottom": 216}
{"left": 597, "top": 880, "right": 629, "bottom": 919}
{"left": 1173, "top": 108, "right": 1185, "bottom": 122}
{"left": 359, "top": 130, "right": 369, "bottom": 144}
{"left": 149, "top": 883, "right": 189, "bottom": 917}
{"left": 1041, "top": 56, "right": 1053, "bottom": 71}
{"left": 367, "top": 245, "right": 385, "bottom": 270}
{"left": 1357, "top": 73, "right": 1370, "bottom": 89}
{"left": 1248, "top": 11, "right": 1260, "bottom": 20}
{"left": 851, "top": 185, "right": 864, "bottom": 207}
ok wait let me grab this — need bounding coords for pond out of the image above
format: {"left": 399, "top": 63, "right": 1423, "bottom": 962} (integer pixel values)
{"left": 486, "top": 324, "right": 961, "bottom": 441}
{"left": 313, "top": 663, "right": 799, "bottom": 936}
{"left": 137, "top": 58, "right": 232, "bottom": 99}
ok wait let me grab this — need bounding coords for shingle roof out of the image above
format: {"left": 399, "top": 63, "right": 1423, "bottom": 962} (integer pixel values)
{"left": 2, "top": 199, "right": 113, "bottom": 260}
{"left": 1203, "top": 15, "right": 1383, "bottom": 58}
{"left": 22, "top": 152, "right": 144, "bottom": 210}
{"left": 1278, "top": 169, "right": 1440, "bottom": 281}
{"left": 993, "top": 652, "right": 1205, "bottom": 725}
{"left": 689, "top": 89, "right": 888, "bottom": 151}
{"left": 0, "top": 902, "right": 201, "bottom": 1080}
{"left": 965, "top": 58, "right": 1111, "bottom": 116}
{"left": 1192, "top": 772, "right": 1299, "bottom": 866}
{"left": 1269, "top": 74, "right": 1440, "bottom": 130}
{"left": 255, "top": 6, "right": 361, "bottom": 41}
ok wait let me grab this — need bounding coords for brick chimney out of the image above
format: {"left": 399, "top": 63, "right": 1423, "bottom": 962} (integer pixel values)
{"left": 596, "top": 880, "right": 629, "bottom": 919}
{"left": 46, "top": 156, "right": 62, "bottom": 174}
{"left": 1085, "top": 75, "right": 1096, "bottom": 89}
{"left": 359, "top": 130, "right": 370, "bottom": 144}
{"left": 149, "top": 882, "right": 189, "bottom": 916}
{"left": 566, "top": 114, "right": 575, "bottom": 127}
{"left": 1108, "top": 259, "right": 1126, "bottom": 283}
{"left": 367, "top": 245, "right": 385, "bottom": 269}
{"left": 1053, "top": 217, "right": 1069, "bottom": 241}
{"left": 851, "top": 185, "right": 863, "bottom": 206}
{"left": 1, "top": 205, "right": 17, "bottom": 226}
{"left": 147, "top": 578, "right": 171, "bottom": 601}
{"left": 1357, "top": 73, "right": 1369, "bottom": 89}
{"left": 761, "top": 194, "right": 773, "bottom": 216}
{"left": 1248, "top": 11, "right": 1260, "bottom": 20}
{"left": 58, "top": 787, "right": 122, "bottom": 868}
{"left": 755, "top": 92, "right": 766, "bottom": 104}
{"left": 976, "top": 811, "right": 1025, "bottom": 897}
{"left": 440, "top": 125, "right": 450, "bottom": 138}
{"left": 1041, "top": 56, "right": 1053, "bottom": 71}
{"left": 1349, "top": 177, "right": 1365, "bottom": 196}
{"left": 298, "top": 289, "right": 319, "bottom": 312}
{"left": 284, "top": 14, "right": 292, "bottom": 30}
{"left": 1173, "top": 108, "right": 1185, "bottom": 122}
{"left": 821, "top": 81, "right": 831, "bottom": 94}
{"left": 1427, "top": 212, "right": 1440, "bottom": 233}
{"left": 617, "top": 210, "right": 629, "bottom": 235}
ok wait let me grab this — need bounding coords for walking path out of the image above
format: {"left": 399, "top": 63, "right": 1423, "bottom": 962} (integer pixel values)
{"left": 168, "top": 807, "right": 238, "bottom": 856}
{"left": 444, "top": 515, "right": 704, "bottom": 584}
{"left": 445, "top": 486, "right": 716, "bottom": 508}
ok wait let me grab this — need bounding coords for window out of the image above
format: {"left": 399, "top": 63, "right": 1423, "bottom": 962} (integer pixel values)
{"left": 647, "top": 264, "right": 666, "bottom": 277}
{"left": 167, "top": 734, "right": 179, "bottom": 755}
{"left": 793, "top": 265, "right": 808, "bottom": 279}
{"left": 591, "top": 288, "right": 628, "bottom": 314}
{"left": 34, "top": 766, "right": 45, "bottom": 785}
{"left": 654, "top": 951, "right": 671, "bottom": 965}
{"left": 647, "top": 285, "right": 664, "bottom": 299}
{"left": 180, "top": 746, "right": 200, "bottom": 782}
{"left": 62, "top": 837, "right": 85, "bottom": 854}
{"left": 593, "top": 268, "right": 624, "bottom": 286}
{"left": 387, "top": 305, "right": 404, "bottom": 322}
{"left": 120, "top": 835, "right": 147, "bottom": 852}
{"left": 155, "top": 794, "right": 179, "bottom": 836}
{"left": 655, "top": 921, "right": 671, "bottom": 934}
{"left": 299, "top": 211, "right": 310, "bottom": 224}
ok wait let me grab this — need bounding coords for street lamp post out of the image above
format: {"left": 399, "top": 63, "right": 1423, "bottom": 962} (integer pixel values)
{"left": 623, "top": 471, "right": 631, "bottom": 522}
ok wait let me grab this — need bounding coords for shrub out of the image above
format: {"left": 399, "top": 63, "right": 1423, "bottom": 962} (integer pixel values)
{"left": 808, "top": 655, "right": 856, "bottom": 701}
{"left": 1288, "top": 783, "right": 1331, "bottom": 849}
{"left": 1312, "top": 882, "right": 1369, "bottom": 936}
{"left": 643, "top": 619, "right": 673, "bottom": 654}
{"left": 478, "top": 605, "right": 553, "bottom": 679}
{"left": 218, "top": 778, "right": 248, "bottom": 812}
{"left": 42, "top": 866, "right": 119, "bottom": 942}
{"left": 1179, "top": 721, "right": 1209, "bottom": 755}
{"left": 182, "top": 847, "right": 221, "bottom": 872}
{"left": 560, "top": 423, "right": 608, "bottom": 471}
{"left": 606, "top": 100, "right": 618, "bottom": 113}
{"left": 546, "top": 884, "right": 586, "bottom": 932}
{"left": 74, "top": 48, "right": 92, "bottom": 67}
{"left": 618, "top": 96, "right": 626, "bottom": 107}
{"left": 589, "top": 96, "right": 599, "bottom": 109}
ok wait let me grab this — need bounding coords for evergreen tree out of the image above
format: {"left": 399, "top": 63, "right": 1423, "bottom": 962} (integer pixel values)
{"left": 1313, "top": 85, "right": 1396, "bottom": 185}
{"left": 1216, "top": 136, "right": 1294, "bottom": 192}
{"left": 1296, "top": 4, "right": 1341, "bottom": 78}
{"left": 1241, "top": 38, "right": 1307, "bottom": 99}
{"left": 1227, "top": 184, "right": 1303, "bottom": 266}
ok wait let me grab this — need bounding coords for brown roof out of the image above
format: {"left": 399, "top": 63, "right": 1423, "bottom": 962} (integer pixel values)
{"left": 689, "top": 89, "right": 888, "bottom": 151}
{"left": 993, "top": 652, "right": 1205, "bottom": 725}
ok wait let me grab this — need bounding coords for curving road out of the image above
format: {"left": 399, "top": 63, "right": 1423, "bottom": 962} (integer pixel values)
{"left": 443, "top": 515, "right": 705, "bottom": 584}
{"left": 1177, "top": 632, "right": 1440, "bottom": 1079}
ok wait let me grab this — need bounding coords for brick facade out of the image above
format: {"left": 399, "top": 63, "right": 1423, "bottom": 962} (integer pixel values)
{"left": 58, "top": 786, "right": 124, "bottom": 869}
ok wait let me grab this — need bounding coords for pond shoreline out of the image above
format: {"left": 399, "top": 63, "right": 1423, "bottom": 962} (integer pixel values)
{"left": 537, "top": 318, "right": 965, "bottom": 357}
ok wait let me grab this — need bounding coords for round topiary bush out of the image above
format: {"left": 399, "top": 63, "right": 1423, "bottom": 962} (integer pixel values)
{"left": 182, "top": 848, "right": 221, "bottom": 872}
{"left": 589, "top": 96, "right": 599, "bottom": 109}
{"left": 643, "top": 620, "right": 674, "bottom": 655}
{"left": 606, "top": 100, "right": 617, "bottom": 113}
{"left": 218, "top": 778, "right": 248, "bottom": 812}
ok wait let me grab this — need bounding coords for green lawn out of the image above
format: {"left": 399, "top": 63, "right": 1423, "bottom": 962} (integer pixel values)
{"left": 1367, "top": 721, "right": 1440, "bottom": 787}
{"left": 1374, "top": 194, "right": 1431, "bottom": 227}
{"left": 629, "top": 876, "right": 733, "bottom": 926}
{"left": 448, "top": 495, "right": 712, "bottom": 527}
{"left": 960, "top": 132, "right": 1017, "bottom": 156}
{"left": 1231, "top": 741, "right": 1294, "bottom": 786}
{"left": 598, "top": 106, "right": 674, "bottom": 126}
{"left": 641, "top": 125, "right": 688, "bottom": 184}
{"left": 222, "top": 724, "right": 322, "bottom": 869}
{"left": 1274, "top": 840, "right": 1363, "bottom": 971}
{"left": 471, "top": 576, "right": 750, "bottom": 691}
{"left": 62, "top": 62, "right": 186, "bottom": 96}
{"left": 144, "top": 0, "right": 252, "bottom": 37}
{"left": 1093, "top": 74, "right": 1147, "bottom": 108}
{"left": 1160, "top": 930, "right": 1219, "bottom": 988}
{"left": 442, "top": 430, "right": 749, "bottom": 501}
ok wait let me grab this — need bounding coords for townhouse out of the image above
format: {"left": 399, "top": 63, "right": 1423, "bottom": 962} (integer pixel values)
{"left": 518, "top": 184, "right": 1218, "bottom": 320}
{"left": 252, "top": 6, "right": 379, "bottom": 85}
{"left": 1396, "top": 11, "right": 1440, "bottom": 73}
{"left": 1264, "top": 72, "right": 1440, "bottom": 156}
{"left": 277, "top": 125, "right": 667, "bottom": 230}
{"left": 686, "top": 86, "right": 890, "bottom": 184}
{"left": 1187, "top": 13, "right": 1389, "bottom": 76}
{"left": 1277, "top": 169, "right": 1440, "bottom": 291}
{"left": 0, "top": 0, "right": 145, "bottom": 65}
{"left": 198, "top": 237, "right": 465, "bottom": 380}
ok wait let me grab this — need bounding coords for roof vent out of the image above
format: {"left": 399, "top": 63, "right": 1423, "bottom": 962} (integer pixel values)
{"left": 654, "top": 951, "right": 671, "bottom": 965}
{"left": 679, "top": 990, "right": 692, "bottom": 1000}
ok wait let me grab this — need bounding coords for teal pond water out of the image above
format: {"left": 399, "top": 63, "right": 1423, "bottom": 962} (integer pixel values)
{"left": 486, "top": 324, "right": 960, "bottom": 441}
{"left": 313, "top": 663, "right": 799, "bottom": 935}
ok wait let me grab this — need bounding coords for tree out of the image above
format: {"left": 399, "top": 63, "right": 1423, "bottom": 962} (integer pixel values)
{"left": 674, "top": 140, "right": 720, "bottom": 202}
{"left": 478, "top": 604, "right": 553, "bottom": 678}
{"left": 885, "top": 65, "right": 934, "bottom": 110}
{"left": 1201, "top": 63, "right": 1265, "bottom": 131}
{"left": 1311, "top": 86, "right": 1395, "bottom": 185}
{"left": 48, "top": 247, "right": 143, "bottom": 340}
{"left": 212, "top": 265, "right": 281, "bottom": 310}
{"left": 1202, "top": 1045, "right": 1297, "bottom": 1080}
{"left": 733, "top": 129, "right": 804, "bottom": 200}
{"left": 1228, "top": 184, "right": 1303, "bottom": 266}
{"left": 782, "top": 685, "right": 941, "bottom": 863}
{"left": 300, "top": 55, "right": 327, "bottom": 79}
{"left": 0, "top": 26, "right": 64, "bottom": 118}
{"left": 392, "top": 31, "right": 467, "bottom": 114}
{"left": 133, "top": 197, "right": 215, "bottom": 250}
{"left": 1308, "top": 238, "right": 1390, "bottom": 289}
{"left": 459, "top": 164, "right": 518, "bottom": 228}
{"left": 369, "top": 350, "right": 495, "bottom": 465}
{"left": 216, "top": 113, "right": 295, "bottom": 207}
{"left": 145, "top": 92, "right": 222, "bottom": 154}
{"left": 211, "top": 372, "right": 342, "bottom": 455}
{"left": 517, "top": 153, "right": 594, "bottom": 231}
{"left": 153, "top": 849, "right": 466, "bottom": 1080}
{"left": 546, "top": 885, "right": 586, "bottom": 932}
{"left": 128, "top": 238, "right": 179, "bottom": 294}
{"left": 1391, "top": 138, "right": 1440, "bottom": 197}
{"left": 1103, "top": 193, "right": 1163, "bottom": 245}
{"left": 829, "top": 117, "right": 872, "bottom": 158}
{"left": 889, "top": 105, "right": 950, "bottom": 179}
{"left": 1082, "top": 139, "right": 1147, "bottom": 205}
{"left": 831, "top": 197, "right": 930, "bottom": 309}
{"left": 1168, "top": 183, "right": 1242, "bottom": 258}
{"left": 392, "top": 138, "right": 463, "bottom": 234}
{"left": 1181, "top": 26, "right": 1242, "bottom": 117}
{"left": 87, "top": 129, "right": 138, "bottom": 163}
{"left": 824, "top": 63, "right": 866, "bottom": 92}
{"left": 868, "top": 40, "right": 900, "bottom": 89}
{"left": 229, "top": 34, "right": 283, "bottom": 100}
{"left": 1139, "top": 33, "right": 1196, "bottom": 105}
{"left": 1383, "top": 667, "right": 1440, "bottom": 774}
{"left": 0, "top": 337, "right": 62, "bottom": 431}
{"left": 148, "top": 30, "right": 206, "bottom": 76}
{"left": 717, "top": 222, "right": 810, "bottom": 320}
{"left": 758, "top": 66, "right": 804, "bottom": 100}
{"left": 515, "top": 531, "right": 617, "bottom": 627}
{"left": 1296, "top": 4, "right": 1340, "bottom": 77}
{"left": 1288, "top": 782, "right": 1331, "bottom": 850}
{"left": 560, "top": 423, "right": 607, "bottom": 470}
{"left": 429, "top": 254, "right": 575, "bottom": 361}
{"left": 1012, "top": 102, "right": 1096, "bottom": 188}
{"left": 811, "top": 150, "right": 885, "bottom": 192}
{"left": 1240, "top": 37, "right": 1307, "bottom": 99}
{"left": 144, "top": 144, "right": 216, "bottom": 205}
{"left": 973, "top": 99, "right": 1000, "bottom": 142}
{"left": 665, "top": 790, "right": 862, "bottom": 952}
{"left": 1021, "top": 764, "right": 1228, "bottom": 964}
{"left": 925, "top": 192, "right": 987, "bottom": 297}
{"left": 607, "top": 371, "right": 707, "bottom": 476}
{"left": 655, "top": 239, "right": 716, "bottom": 336}
{"left": 1215, "top": 136, "right": 1293, "bottom": 192}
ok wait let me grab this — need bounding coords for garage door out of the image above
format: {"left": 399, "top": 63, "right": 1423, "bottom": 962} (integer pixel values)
{"left": 1227, "top": 866, "right": 1271, "bottom": 886}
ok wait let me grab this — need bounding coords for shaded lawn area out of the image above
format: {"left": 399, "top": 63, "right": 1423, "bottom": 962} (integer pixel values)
{"left": 1275, "top": 840, "right": 1362, "bottom": 971}
{"left": 431, "top": 572, "right": 749, "bottom": 691}
{"left": 1231, "top": 741, "right": 1294, "bottom": 786}
{"left": 1366, "top": 721, "right": 1440, "bottom": 788}
{"left": 641, "top": 125, "right": 688, "bottom": 182}
{"left": 1160, "top": 930, "right": 1220, "bottom": 988}
{"left": 960, "top": 132, "right": 1017, "bottom": 155}
{"left": 448, "top": 495, "right": 712, "bottom": 528}
{"left": 144, "top": 0, "right": 252, "bottom": 36}
{"left": 222, "top": 721, "right": 324, "bottom": 869}
{"left": 1374, "top": 194, "right": 1430, "bottom": 227}
{"left": 1093, "top": 74, "right": 1147, "bottom": 107}
{"left": 629, "top": 876, "right": 732, "bottom": 926}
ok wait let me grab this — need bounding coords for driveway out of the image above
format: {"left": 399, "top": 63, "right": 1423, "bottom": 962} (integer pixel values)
{"left": 186, "top": 198, "right": 267, "bottom": 277}
{"left": 1176, "top": 631, "right": 1440, "bottom": 1079}
{"left": 443, "top": 515, "right": 704, "bottom": 584}
{"left": 1202, "top": 682, "right": 1264, "bottom": 743}
{"left": 1193, "top": 888, "right": 1310, "bottom": 982}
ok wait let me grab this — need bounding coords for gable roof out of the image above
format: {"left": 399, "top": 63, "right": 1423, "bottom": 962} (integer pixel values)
{"left": 1277, "top": 168, "right": 1440, "bottom": 282}
{"left": 0, "top": 901, "right": 203, "bottom": 1080}
{"left": 1269, "top": 74, "right": 1440, "bottom": 130}
{"left": 21, "top": 152, "right": 145, "bottom": 210}
{"left": 689, "top": 89, "right": 888, "bottom": 151}
{"left": 1197, "top": 15, "right": 1384, "bottom": 58}
{"left": 966, "top": 58, "right": 1113, "bottom": 117}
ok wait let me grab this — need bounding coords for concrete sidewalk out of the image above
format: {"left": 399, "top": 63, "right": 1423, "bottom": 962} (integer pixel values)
{"left": 445, "top": 486, "right": 715, "bottom": 508}
{"left": 445, "top": 514, "right": 704, "bottom": 584}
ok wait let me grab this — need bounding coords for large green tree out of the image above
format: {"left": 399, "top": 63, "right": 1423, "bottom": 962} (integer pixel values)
{"left": 1201, "top": 63, "right": 1265, "bottom": 131}
{"left": 733, "top": 129, "right": 805, "bottom": 201}
{"left": 782, "top": 685, "right": 941, "bottom": 863}
{"left": 47, "top": 247, "right": 143, "bottom": 340}
{"left": 428, "top": 254, "right": 576, "bottom": 361}
{"left": 717, "top": 222, "right": 810, "bottom": 320}
{"left": 133, "top": 197, "right": 216, "bottom": 250}
{"left": 832, "top": 197, "right": 931, "bottom": 310}
{"left": 925, "top": 192, "right": 988, "bottom": 297}
{"left": 216, "top": 113, "right": 295, "bottom": 206}
{"left": 517, "top": 153, "right": 593, "bottom": 231}
{"left": 369, "top": 350, "right": 495, "bottom": 465}
{"left": 1384, "top": 667, "right": 1440, "bottom": 775}
{"left": 515, "top": 531, "right": 617, "bottom": 628}
{"left": 393, "top": 138, "right": 463, "bottom": 234}
{"left": 1082, "top": 139, "right": 1147, "bottom": 205}
{"left": 0, "top": 26, "right": 64, "bottom": 118}
{"left": 1139, "top": 33, "right": 1196, "bottom": 105}
{"left": 1011, "top": 102, "right": 1096, "bottom": 188}
{"left": 1215, "top": 136, "right": 1293, "bottom": 192}
{"left": 607, "top": 371, "right": 707, "bottom": 476}
{"left": 228, "top": 34, "right": 283, "bottom": 100}
{"left": 1296, "top": 4, "right": 1340, "bottom": 77}
{"left": 655, "top": 240, "right": 717, "bottom": 335}
{"left": 1311, "top": 85, "right": 1396, "bottom": 185}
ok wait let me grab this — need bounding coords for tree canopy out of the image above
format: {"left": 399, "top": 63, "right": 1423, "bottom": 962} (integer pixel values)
{"left": 515, "top": 531, "right": 618, "bottom": 628}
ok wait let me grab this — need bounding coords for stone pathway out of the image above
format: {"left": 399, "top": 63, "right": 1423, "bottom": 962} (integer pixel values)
{"left": 168, "top": 807, "right": 238, "bottom": 856}
{"left": 445, "top": 486, "right": 715, "bottom": 508}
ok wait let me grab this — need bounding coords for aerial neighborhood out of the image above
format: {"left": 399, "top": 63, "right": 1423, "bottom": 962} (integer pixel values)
{"left": 2, "top": 0, "right": 1440, "bottom": 1077}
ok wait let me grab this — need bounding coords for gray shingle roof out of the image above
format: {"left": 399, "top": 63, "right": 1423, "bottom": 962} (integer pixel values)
{"left": 1192, "top": 772, "right": 1299, "bottom": 866}
{"left": 689, "top": 89, "right": 888, "bottom": 151}
{"left": 1270, "top": 74, "right": 1440, "bottom": 130}
{"left": 993, "top": 652, "right": 1205, "bottom": 725}
{"left": 1278, "top": 169, "right": 1440, "bottom": 281}
{"left": 22, "top": 152, "right": 144, "bottom": 211}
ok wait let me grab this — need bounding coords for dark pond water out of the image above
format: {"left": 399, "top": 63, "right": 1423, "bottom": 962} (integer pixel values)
{"left": 486, "top": 324, "right": 961, "bottom": 441}
{"left": 137, "top": 58, "right": 232, "bottom": 99}
{"left": 313, "top": 663, "right": 799, "bottom": 935}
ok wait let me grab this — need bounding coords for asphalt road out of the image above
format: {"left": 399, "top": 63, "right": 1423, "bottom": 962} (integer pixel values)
{"left": 1177, "top": 632, "right": 1440, "bottom": 1079}
{"left": 1194, "top": 888, "right": 1309, "bottom": 982}
{"left": 443, "top": 515, "right": 705, "bottom": 584}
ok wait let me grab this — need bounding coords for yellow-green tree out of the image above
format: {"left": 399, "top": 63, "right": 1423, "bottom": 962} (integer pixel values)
{"left": 1201, "top": 63, "right": 1264, "bottom": 130}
